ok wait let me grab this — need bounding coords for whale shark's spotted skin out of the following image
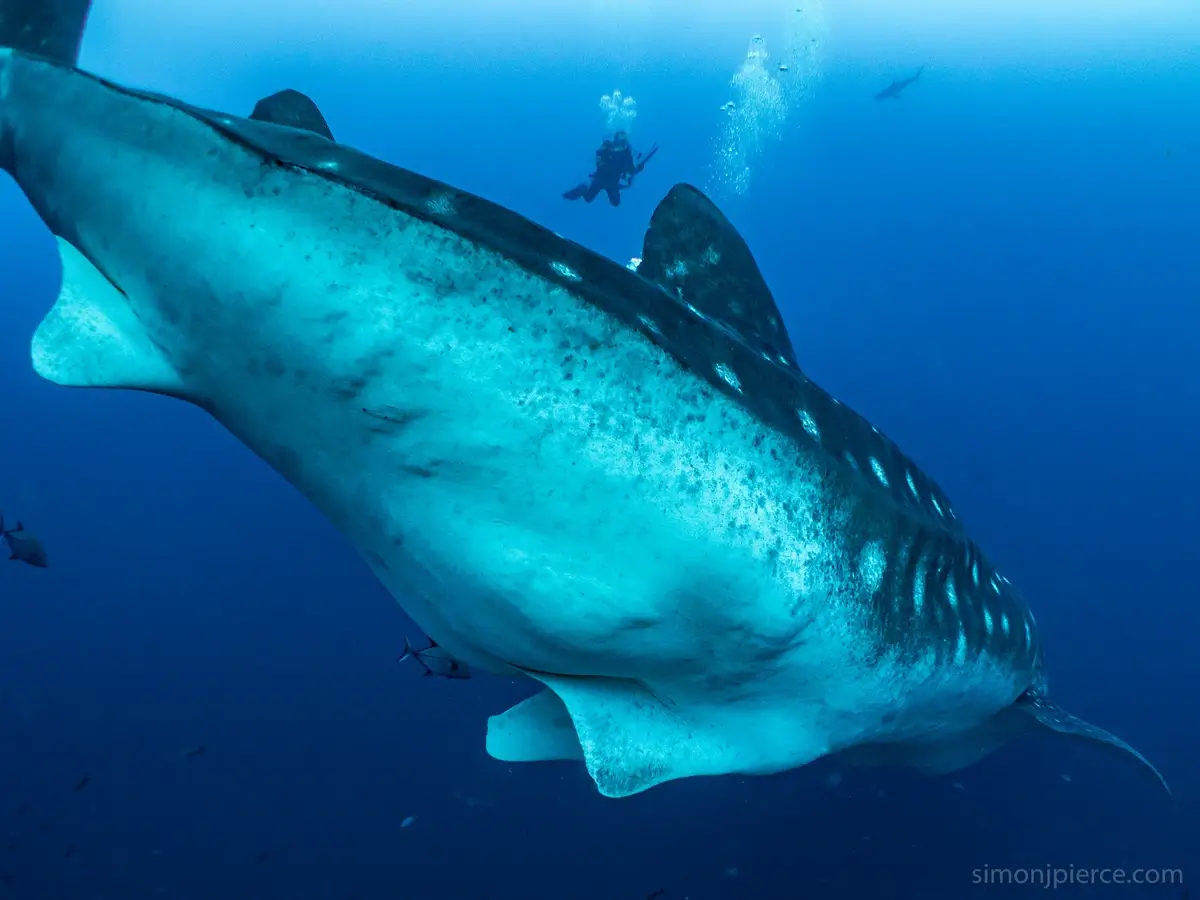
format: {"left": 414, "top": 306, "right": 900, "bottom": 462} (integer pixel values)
{"left": 0, "top": 5, "right": 1168, "bottom": 799}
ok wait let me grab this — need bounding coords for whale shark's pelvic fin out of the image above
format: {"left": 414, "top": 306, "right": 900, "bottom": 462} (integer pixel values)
{"left": 248, "top": 89, "right": 335, "bottom": 141}
{"left": 1016, "top": 688, "right": 1171, "bottom": 796}
{"left": 0, "top": 0, "right": 91, "bottom": 64}
{"left": 31, "top": 238, "right": 188, "bottom": 399}
{"left": 485, "top": 687, "right": 585, "bottom": 765}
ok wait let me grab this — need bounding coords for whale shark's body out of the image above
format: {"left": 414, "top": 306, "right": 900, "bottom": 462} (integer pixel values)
{"left": 0, "top": 1, "right": 1167, "bottom": 797}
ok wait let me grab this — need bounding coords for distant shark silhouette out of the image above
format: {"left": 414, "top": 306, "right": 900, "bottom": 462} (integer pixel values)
{"left": 875, "top": 67, "right": 924, "bottom": 100}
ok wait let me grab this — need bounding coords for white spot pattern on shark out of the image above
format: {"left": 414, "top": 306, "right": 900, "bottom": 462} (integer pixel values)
{"left": 715, "top": 363, "right": 742, "bottom": 393}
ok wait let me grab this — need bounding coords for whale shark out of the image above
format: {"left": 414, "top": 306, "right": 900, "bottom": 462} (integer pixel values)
{"left": 0, "top": 1, "right": 1168, "bottom": 798}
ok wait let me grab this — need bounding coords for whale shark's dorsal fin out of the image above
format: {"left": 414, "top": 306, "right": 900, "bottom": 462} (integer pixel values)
{"left": 249, "top": 89, "right": 335, "bottom": 141}
{"left": 1016, "top": 688, "right": 1171, "bottom": 795}
{"left": 638, "top": 183, "right": 800, "bottom": 370}
{"left": 0, "top": 0, "right": 92, "bottom": 64}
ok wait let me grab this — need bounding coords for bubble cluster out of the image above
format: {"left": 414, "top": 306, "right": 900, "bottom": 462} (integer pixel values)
{"left": 706, "top": 4, "right": 828, "bottom": 199}
{"left": 599, "top": 89, "right": 638, "bottom": 134}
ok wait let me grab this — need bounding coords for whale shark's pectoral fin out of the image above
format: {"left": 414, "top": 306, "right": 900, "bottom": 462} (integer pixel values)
{"left": 488, "top": 674, "right": 751, "bottom": 798}
{"left": 638, "top": 184, "right": 800, "bottom": 369}
{"left": 31, "top": 238, "right": 187, "bottom": 398}
{"left": 249, "top": 89, "right": 335, "bottom": 141}
{"left": 1015, "top": 689, "right": 1171, "bottom": 795}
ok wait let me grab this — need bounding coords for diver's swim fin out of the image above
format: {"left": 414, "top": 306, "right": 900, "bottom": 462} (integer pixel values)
{"left": 0, "top": 0, "right": 92, "bottom": 65}
{"left": 562, "top": 184, "right": 588, "bottom": 201}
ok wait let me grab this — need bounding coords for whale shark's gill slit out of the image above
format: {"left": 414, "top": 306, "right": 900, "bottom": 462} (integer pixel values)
{"left": 872, "top": 530, "right": 914, "bottom": 651}
{"left": 896, "top": 526, "right": 931, "bottom": 640}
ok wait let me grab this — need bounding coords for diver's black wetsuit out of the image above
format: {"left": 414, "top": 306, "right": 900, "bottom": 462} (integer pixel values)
{"left": 563, "top": 135, "right": 657, "bottom": 207}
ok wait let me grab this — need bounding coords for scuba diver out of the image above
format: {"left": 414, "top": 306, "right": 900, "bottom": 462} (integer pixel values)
{"left": 563, "top": 131, "right": 658, "bottom": 207}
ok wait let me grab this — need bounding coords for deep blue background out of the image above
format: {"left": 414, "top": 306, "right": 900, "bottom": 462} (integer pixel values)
{"left": 0, "top": 14, "right": 1196, "bottom": 900}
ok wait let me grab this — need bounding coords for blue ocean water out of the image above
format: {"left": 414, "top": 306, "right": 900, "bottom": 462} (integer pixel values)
{"left": 0, "top": 2, "right": 1197, "bottom": 898}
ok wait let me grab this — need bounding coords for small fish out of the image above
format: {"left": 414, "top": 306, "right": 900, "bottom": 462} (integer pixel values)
{"left": 645, "top": 890, "right": 666, "bottom": 900}
{"left": 0, "top": 516, "right": 48, "bottom": 568}
{"left": 73, "top": 775, "right": 90, "bottom": 792}
{"left": 182, "top": 744, "right": 206, "bottom": 758}
{"left": 399, "top": 636, "right": 471, "bottom": 680}
{"left": 400, "top": 815, "right": 417, "bottom": 828}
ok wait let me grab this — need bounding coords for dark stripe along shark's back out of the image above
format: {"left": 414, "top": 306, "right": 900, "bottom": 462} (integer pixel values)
{"left": 57, "top": 69, "right": 968, "bottom": 543}
{"left": 51, "top": 63, "right": 1023, "bottom": 671}
{"left": 4, "top": 8, "right": 973, "bottom": 623}
{"left": 9, "top": 50, "right": 1034, "bottom": 681}
{"left": 1, "top": 10, "right": 959, "bottom": 551}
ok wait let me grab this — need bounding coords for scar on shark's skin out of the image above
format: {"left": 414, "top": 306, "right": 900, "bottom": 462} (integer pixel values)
{"left": 362, "top": 405, "right": 426, "bottom": 427}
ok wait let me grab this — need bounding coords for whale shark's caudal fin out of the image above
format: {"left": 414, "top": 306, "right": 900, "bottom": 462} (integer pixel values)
{"left": 248, "top": 89, "right": 336, "bottom": 141}
{"left": 0, "top": 0, "right": 92, "bottom": 63}
{"left": 1015, "top": 688, "right": 1171, "bottom": 795}
{"left": 839, "top": 690, "right": 1170, "bottom": 798}
{"left": 31, "top": 238, "right": 188, "bottom": 398}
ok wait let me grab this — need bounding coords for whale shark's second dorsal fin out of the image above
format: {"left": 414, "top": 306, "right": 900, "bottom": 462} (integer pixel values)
{"left": 638, "top": 184, "right": 799, "bottom": 370}
{"left": 249, "top": 89, "right": 335, "bottom": 141}
{"left": 1016, "top": 688, "right": 1171, "bottom": 796}
{"left": 0, "top": 0, "right": 92, "bottom": 64}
